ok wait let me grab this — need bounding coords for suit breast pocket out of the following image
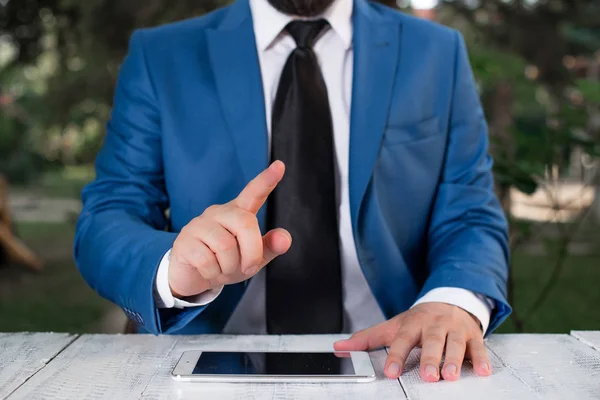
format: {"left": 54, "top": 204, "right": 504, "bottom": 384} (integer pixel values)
{"left": 382, "top": 116, "right": 441, "bottom": 147}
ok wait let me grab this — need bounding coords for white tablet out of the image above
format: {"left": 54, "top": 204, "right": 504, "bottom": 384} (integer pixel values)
{"left": 172, "top": 350, "right": 376, "bottom": 383}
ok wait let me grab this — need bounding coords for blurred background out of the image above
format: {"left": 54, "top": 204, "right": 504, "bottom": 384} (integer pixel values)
{"left": 0, "top": 0, "right": 598, "bottom": 334}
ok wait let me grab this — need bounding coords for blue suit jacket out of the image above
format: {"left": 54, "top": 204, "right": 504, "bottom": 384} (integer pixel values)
{"left": 74, "top": 0, "right": 511, "bottom": 335}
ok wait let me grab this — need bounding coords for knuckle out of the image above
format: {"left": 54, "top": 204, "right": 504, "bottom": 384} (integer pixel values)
{"left": 171, "top": 240, "right": 184, "bottom": 255}
{"left": 433, "top": 313, "right": 445, "bottom": 322}
{"left": 201, "top": 266, "right": 220, "bottom": 280}
{"left": 195, "top": 252, "right": 213, "bottom": 271}
{"left": 215, "top": 274, "right": 232, "bottom": 285}
{"left": 387, "top": 345, "right": 407, "bottom": 360}
{"left": 423, "top": 332, "right": 445, "bottom": 343}
{"left": 238, "top": 212, "right": 258, "bottom": 230}
{"left": 188, "top": 216, "right": 202, "bottom": 226}
{"left": 171, "top": 252, "right": 185, "bottom": 268}
{"left": 220, "top": 264, "right": 238, "bottom": 276}
{"left": 255, "top": 173, "right": 276, "bottom": 191}
{"left": 350, "top": 329, "right": 367, "bottom": 341}
{"left": 434, "top": 314, "right": 452, "bottom": 326}
{"left": 245, "top": 255, "right": 263, "bottom": 269}
{"left": 173, "top": 240, "right": 192, "bottom": 258}
{"left": 408, "top": 309, "right": 428, "bottom": 321}
{"left": 468, "top": 341, "right": 487, "bottom": 357}
{"left": 186, "top": 218, "right": 208, "bottom": 235}
{"left": 476, "top": 346, "right": 489, "bottom": 358}
{"left": 189, "top": 248, "right": 214, "bottom": 270}
{"left": 398, "top": 316, "right": 424, "bottom": 330}
{"left": 447, "top": 335, "right": 466, "bottom": 347}
{"left": 178, "top": 225, "right": 194, "bottom": 239}
{"left": 392, "top": 313, "right": 405, "bottom": 324}
{"left": 401, "top": 314, "right": 420, "bottom": 328}
{"left": 394, "top": 329, "right": 413, "bottom": 343}
{"left": 204, "top": 204, "right": 222, "bottom": 216}
{"left": 216, "top": 235, "right": 237, "bottom": 253}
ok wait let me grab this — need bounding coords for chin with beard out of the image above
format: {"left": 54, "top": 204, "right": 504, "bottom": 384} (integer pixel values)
{"left": 267, "top": 0, "right": 336, "bottom": 17}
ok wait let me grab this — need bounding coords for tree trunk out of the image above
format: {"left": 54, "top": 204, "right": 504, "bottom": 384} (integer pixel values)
{"left": 489, "top": 81, "right": 516, "bottom": 219}
{"left": 593, "top": 173, "right": 600, "bottom": 224}
{"left": 0, "top": 175, "right": 44, "bottom": 271}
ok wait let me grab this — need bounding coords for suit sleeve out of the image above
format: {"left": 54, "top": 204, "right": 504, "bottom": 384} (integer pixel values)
{"left": 73, "top": 30, "right": 208, "bottom": 334}
{"left": 418, "top": 31, "right": 512, "bottom": 334}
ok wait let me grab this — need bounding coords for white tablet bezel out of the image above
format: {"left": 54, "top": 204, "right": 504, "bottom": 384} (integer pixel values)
{"left": 171, "top": 350, "right": 376, "bottom": 383}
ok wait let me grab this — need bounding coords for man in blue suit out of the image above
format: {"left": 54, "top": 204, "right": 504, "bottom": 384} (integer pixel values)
{"left": 74, "top": 0, "right": 510, "bottom": 382}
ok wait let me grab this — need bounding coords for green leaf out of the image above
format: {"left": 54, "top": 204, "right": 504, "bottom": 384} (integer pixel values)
{"left": 576, "top": 79, "right": 600, "bottom": 105}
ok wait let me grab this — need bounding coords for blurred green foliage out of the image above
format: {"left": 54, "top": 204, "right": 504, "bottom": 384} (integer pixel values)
{"left": 440, "top": 2, "right": 600, "bottom": 200}
{"left": 1, "top": 0, "right": 597, "bottom": 186}
{"left": 1, "top": 0, "right": 228, "bottom": 182}
{"left": 0, "top": 0, "right": 599, "bottom": 333}
{"left": 0, "top": 110, "right": 49, "bottom": 184}
{"left": 440, "top": 0, "right": 600, "bottom": 331}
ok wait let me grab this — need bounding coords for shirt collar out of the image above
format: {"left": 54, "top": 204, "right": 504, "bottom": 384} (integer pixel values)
{"left": 249, "top": 0, "right": 353, "bottom": 51}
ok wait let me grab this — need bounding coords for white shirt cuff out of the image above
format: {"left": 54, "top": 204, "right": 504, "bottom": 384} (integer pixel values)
{"left": 153, "top": 249, "right": 224, "bottom": 309}
{"left": 412, "top": 287, "right": 494, "bottom": 335}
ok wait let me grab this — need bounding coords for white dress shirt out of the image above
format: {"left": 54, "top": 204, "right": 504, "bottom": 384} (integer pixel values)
{"left": 154, "top": 0, "right": 493, "bottom": 334}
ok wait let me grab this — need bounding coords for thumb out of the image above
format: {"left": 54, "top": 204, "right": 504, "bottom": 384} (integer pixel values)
{"left": 334, "top": 321, "right": 393, "bottom": 351}
{"left": 260, "top": 228, "right": 292, "bottom": 267}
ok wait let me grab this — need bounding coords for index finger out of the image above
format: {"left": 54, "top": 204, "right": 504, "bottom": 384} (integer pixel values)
{"left": 234, "top": 161, "right": 285, "bottom": 214}
{"left": 334, "top": 320, "right": 396, "bottom": 351}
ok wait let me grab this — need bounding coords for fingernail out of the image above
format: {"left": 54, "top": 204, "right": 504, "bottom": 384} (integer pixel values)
{"left": 387, "top": 363, "right": 400, "bottom": 377}
{"left": 425, "top": 365, "right": 438, "bottom": 378}
{"left": 281, "top": 230, "right": 292, "bottom": 241}
{"left": 444, "top": 364, "right": 457, "bottom": 377}
{"left": 480, "top": 362, "right": 491, "bottom": 374}
{"left": 245, "top": 267, "right": 258, "bottom": 276}
{"left": 271, "top": 160, "right": 284, "bottom": 170}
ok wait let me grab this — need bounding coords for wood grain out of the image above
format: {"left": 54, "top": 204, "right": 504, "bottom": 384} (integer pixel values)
{"left": 485, "top": 334, "right": 600, "bottom": 400}
{"left": 5, "top": 333, "right": 600, "bottom": 399}
{"left": 0, "top": 332, "right": 76, "bottom": 399}
{"left": 6, "top": 334, "right": 178, "bottom": 400}
{"left": 6, "top": 334, "right": 405, "bottom": 400}
{"left": 571, "top": 331, "right": 600, "bottom": 352}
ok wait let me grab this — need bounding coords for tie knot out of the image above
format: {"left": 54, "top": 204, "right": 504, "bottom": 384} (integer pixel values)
{"left": 286, "top": 19, "right": 329, "bottom": 49}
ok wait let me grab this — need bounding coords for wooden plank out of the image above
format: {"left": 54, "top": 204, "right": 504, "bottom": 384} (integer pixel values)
{"left": 399, "top": 341, "right": 537, "bottom": 399}
{"left": 485, "top": 334, "right": 600, "bottom": 400}
{"left": 571, "top": 331, "right": 600, "bottom": 352}
{"left": 0, "top": 333, "right": 76, "bottom": 400}
{"left": 7, "top": 334, "right": 405, "bottom": 400}
{"left": 7, "top": 334, "right": 178, "bottom": 400}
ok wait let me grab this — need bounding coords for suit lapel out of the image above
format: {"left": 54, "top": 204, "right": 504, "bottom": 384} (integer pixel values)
{"left": 349, "top": 0, "right": 402, "bottom": 230}
{"left": 206, "top": 0, "right": 269, "bottom": 189}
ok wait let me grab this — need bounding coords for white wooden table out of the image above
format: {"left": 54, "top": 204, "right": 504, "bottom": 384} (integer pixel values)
{"left": 1, "top": 332, "right": 599, "bottom": 399}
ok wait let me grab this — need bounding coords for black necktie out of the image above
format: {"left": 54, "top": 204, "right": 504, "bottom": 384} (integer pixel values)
{"left": 266, "top": 20, "right": 343, "bottom": 334}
